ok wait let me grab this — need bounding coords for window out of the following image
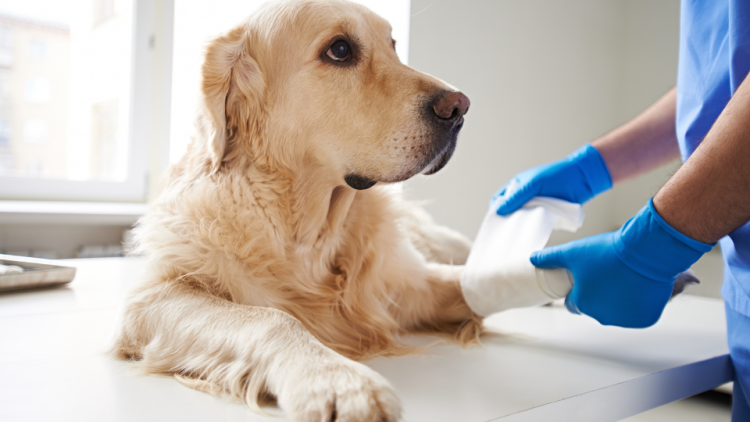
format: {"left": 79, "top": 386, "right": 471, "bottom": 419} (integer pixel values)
{"left": 27, "top": 39, "right": 47, "bottom": 60}
{"left": 0, "top": 70, "right": 8, "bottom": 96}
{"left": 24, "top": 78, "right": 50, "bottom": 104}
{"left": 0, "top": 0, "right": 163, "bottom": 202}
{"left": 23, "top": 119, "right": 48, "bottom": 144}
{"left": 0, "top": 24, "right": 12, "bottom": 68}
{"left": 90, "top": 100, "right": 119, "bottom": 180}
{"left": 0, "top": 153, "right": 13, "bottom": 174}
{"left": 25, "top": 160, "right": 44, "bottom": 178}
{"left": 93, "top": 0, "right": 116, "bottom": 26}
{"left": 0, "top": 118, "right": 9, "bottom": 147}
{"left": 0, "top": 23, "right": 11, "bottom": 47}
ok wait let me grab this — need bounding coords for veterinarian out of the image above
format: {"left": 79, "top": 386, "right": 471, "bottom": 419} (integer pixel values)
{"left": 492, "top": 1, "right": 750, "bottom": 419}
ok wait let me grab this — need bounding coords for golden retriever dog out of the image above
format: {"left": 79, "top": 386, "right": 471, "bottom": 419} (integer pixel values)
{"left": 112, "top": 0, "right": 479, "bottom": 420}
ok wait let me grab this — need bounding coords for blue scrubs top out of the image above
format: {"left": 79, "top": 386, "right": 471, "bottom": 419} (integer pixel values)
{"left": 677, "top": 0, "right": 750, "bottom": 317}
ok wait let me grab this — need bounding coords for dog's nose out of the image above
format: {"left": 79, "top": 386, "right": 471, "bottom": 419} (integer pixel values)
{"left": 432, "top": 91, "right": 470, "bottom": 121}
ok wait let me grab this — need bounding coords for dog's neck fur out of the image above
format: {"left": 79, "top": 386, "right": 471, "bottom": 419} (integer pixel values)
{"left": 221, "top": 135, "right": 360, "bottom": 253}
{"left": 214, "top": 87, "right": 369, "bottom": 253}
{"left": 289, "top": 162, "right": 360, "bottom": 249}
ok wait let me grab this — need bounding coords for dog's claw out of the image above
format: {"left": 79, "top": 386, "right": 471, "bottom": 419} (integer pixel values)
{"left": 671, "top": 270, "right": 700, "bottom": 298}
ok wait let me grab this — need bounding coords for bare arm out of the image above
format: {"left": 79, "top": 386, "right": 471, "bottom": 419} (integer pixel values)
{"left": 653, "top": 77, "right": 750, "bottom": 244}
{"left": 593, "top": 87, "right": 681, "bottom": 184}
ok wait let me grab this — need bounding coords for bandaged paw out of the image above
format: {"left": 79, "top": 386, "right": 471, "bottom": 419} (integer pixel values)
{"left": 460, "top": 196, "right": 584, "bottom": 316}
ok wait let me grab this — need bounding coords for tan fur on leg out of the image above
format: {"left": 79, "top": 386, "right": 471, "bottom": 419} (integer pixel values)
{"left": 111, "top": 278, "right": 401, "bottom": 420}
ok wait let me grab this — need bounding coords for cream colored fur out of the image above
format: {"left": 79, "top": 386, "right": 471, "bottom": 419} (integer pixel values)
{"left": 111, "top": 1, "right": 480, "bottom": 420}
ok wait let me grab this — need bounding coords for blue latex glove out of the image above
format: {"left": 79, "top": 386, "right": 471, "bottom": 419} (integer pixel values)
{"left": 531, "top": 199, "right": 714, "bottom": 328}
{"left": 493, "top": 143, "right": 613, "bottom": 215}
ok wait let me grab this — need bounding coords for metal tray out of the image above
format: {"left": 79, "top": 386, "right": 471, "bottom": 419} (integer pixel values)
{"left": 0, "top": 254, "right": 76, "bottom": 293}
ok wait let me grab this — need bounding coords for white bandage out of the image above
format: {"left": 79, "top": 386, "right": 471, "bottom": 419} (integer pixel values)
{"left": 460, "top": 196, "right": 584, "bottom": 316}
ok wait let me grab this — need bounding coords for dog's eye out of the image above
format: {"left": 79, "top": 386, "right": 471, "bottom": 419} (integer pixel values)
{"left": 327, "top": 40, "right": 351, "bottom": 61}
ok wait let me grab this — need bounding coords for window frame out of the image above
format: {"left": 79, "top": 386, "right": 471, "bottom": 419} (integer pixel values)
{"left": 0, "top": 0, "right": 174, "bottom": 203}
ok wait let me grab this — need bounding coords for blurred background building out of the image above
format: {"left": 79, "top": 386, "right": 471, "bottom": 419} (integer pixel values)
{"left": 0, "top": 14, "right": 70, "bottom": 179}
{"left": 0, "top": 0, "right": 131, "bottom": 184}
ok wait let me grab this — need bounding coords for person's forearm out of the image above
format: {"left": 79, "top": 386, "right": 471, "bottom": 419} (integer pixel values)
{"left": 592, "top": 88, "right": 681, "bottom": 184}
{"left": 654, "top": 78, "right": 750, "bottom": 244}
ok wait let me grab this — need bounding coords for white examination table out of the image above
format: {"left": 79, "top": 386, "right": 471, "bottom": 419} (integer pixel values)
{"left": 0, "top": 258, "right": 731, "bottom": 422}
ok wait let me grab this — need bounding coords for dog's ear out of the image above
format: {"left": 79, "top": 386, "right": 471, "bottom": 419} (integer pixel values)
{"left": 201, "top": 27, "right": 265, "bottom": 171}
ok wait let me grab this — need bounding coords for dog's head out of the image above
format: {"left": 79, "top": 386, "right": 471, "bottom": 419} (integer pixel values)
{"left": 201, "top": 0, "right": 469, "bottom": 190}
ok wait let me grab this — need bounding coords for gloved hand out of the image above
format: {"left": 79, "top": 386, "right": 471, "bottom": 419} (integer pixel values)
{"left": 493, "top": 143, "right": 613, "bottom": 215}
{"left": 530, "top": 199, "right": 714, "bottom": 328}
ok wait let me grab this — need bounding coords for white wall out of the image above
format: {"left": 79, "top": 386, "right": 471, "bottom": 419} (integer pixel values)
{"left": 405, "top": 0, "right": 681, "bottom": 243}
{"left": 613, "top": 0, "right": 682, "bottom": 225}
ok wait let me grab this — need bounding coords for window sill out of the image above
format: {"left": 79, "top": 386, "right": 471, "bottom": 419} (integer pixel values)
{"left": 0, "top": 201, "right": 148, "bottom": 226}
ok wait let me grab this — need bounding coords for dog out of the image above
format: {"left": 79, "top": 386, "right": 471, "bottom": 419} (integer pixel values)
{"left": 111, "top": 1, "right": 479, "bottom": 420}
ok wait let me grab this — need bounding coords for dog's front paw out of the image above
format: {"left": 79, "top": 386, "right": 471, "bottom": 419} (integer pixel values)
{"left": 279, "top": 358, "right": 401, "bottom": 422}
